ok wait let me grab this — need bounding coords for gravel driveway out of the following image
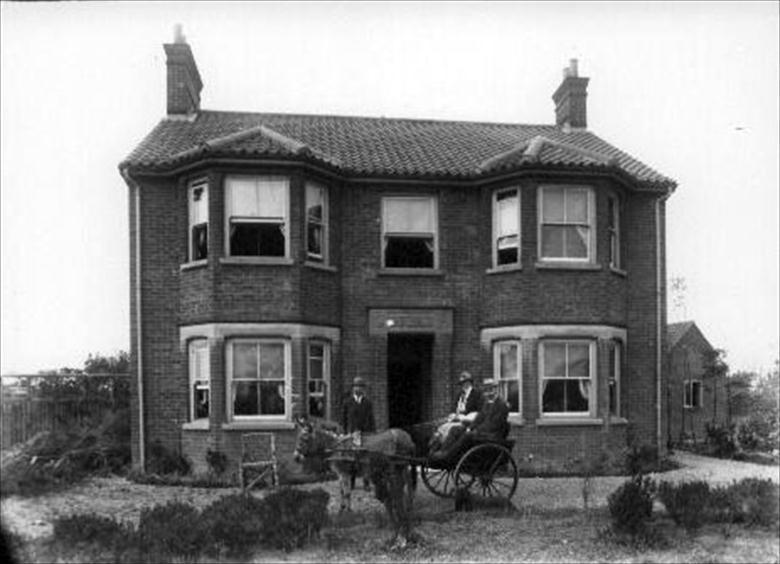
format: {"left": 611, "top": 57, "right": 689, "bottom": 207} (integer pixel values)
{"left": 2, "top": 451, "right": 777, "bottom": 541}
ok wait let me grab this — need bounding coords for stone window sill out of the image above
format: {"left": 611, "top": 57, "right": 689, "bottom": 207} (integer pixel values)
{"left": 535, "top": 416, "right": 628, "bottom": 427}
{"left": 222, "top": 421, "right": 296, "bottom": 431}
{"left": 378, "top": 268, "right": 444, "bottom": 277}
{"left": 486, "top": 264, "right": 522, "bottom": 275}
{"left": 535, "top": 261, "right": 602, "bottom": 271}
{"left": 219, "top": 257, "right": 294, "bottom": 266}
{"left": 180, "top": 260, "right": 209, "bottom": 272}
{"left": 508, "top": 414, "right": 524, "bottom": 426}
{"left": 304, "top": 260, "right": 338, "bottom": 272}
{"left": 182, "top": 419, "right": 210, "bottom": 431}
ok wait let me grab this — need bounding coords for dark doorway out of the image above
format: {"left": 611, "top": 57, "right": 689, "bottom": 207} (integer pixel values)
{"left": 387, "top": 333, "right": 433, "bottom": 428}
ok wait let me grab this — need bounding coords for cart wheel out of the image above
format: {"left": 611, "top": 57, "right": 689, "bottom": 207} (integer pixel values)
{"left": 421, "top": 463, "right": 458, "bottom": 498}
{"left": 453, "top": 443, "right": 518, "bottom": 500}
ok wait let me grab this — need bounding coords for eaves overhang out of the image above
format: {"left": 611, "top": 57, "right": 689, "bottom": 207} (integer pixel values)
{"left": 120, "top": 154, "right": 676, "bottom": 195}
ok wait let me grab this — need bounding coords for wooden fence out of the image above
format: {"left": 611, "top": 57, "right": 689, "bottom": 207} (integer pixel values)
{"left": 1, "top": 373, "right": 130, "bottom": 451}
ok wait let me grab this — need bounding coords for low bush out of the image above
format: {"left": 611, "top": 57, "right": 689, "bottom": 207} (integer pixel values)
{"left": 624, "top": 444, "right": 658, "bottom": 475}
{"left": 137, "top": 500, "right": 210, "bottom": 558}
{"left": 657, "top": 480, "right": 711, "bottom": 531}
{"left": 607, "top": 475, "right": 656, "bottom": 536}
{"left": 146, "top": 441, "right": 191, "bottom": 476}
{"left": 206, "top": 449, "right": 229, "bottom": 476}
{"left": 201, "top": 493, "right": 266, "bottom": 558}
{"left": 260, "top": 487, "right": 330, "bottom": 551}
{"left": 705, "top": 423, "right": 738, "bottom": 458}
{"left": 724, "top": 478, "right": 780, "bottom": 527}
{"left": 52, "top": 513, "right": 132, "bottom": 549}
{"left": 659, "top": 478, "right": 779, "bottom": 532}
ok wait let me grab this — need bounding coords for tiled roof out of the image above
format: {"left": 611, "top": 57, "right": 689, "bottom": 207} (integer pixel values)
{"left": 667, "top": 321, "right": 695, "bottom": 350}
{"left": 121, "top": 110, "right": 676, "bottom": 190}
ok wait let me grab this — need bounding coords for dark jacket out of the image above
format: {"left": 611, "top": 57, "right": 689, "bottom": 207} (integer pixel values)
{"left": 456, "top": 387, "right": 483, "bottom": 416}
{"left": 342, "top": 394, "right": 376, "bottom": 433}
{"left": 471, "top": 397, "right": 510, "bottom": 439}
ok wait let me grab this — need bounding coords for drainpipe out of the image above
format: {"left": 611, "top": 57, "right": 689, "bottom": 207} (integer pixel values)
{"left": 655, "top": 192, "right": 671, "bottom": 457}
{"left": 120, "top": 167, "right": 145, "bottom": 470}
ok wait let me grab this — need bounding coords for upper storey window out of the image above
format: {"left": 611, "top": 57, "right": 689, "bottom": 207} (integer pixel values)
{"left": 382, "top": 196, "right": 438, "bottom": 269}
{"left": 538, "top": 185, "right": 595, "bottom": 262}
{"left": 493, "top": 188, "right": 521, "bottom": 267}
{"left": 306, "top": 182, "right": 328, "bottom": 262}
{"left": 188, "top": 180, "right": 208, "bottom": 262}
{"left": 225, "top": 176, "right": 289, "bottom": 258}
{"left": 608, "top": 195, "right": 621, "bottom": 269}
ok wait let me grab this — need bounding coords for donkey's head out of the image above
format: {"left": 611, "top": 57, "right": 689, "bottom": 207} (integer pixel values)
{"left": 293, "top": 416, "right": 336, "bottom": 464}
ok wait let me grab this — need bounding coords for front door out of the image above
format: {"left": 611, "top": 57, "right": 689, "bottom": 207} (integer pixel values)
{"left": 387, "top": 333, "right": 433, "bottom": 427}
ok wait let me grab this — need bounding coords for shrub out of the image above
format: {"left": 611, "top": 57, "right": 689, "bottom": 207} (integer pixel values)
{"left": 259, "top": 487, "right": 330, "bottom": 551}
{"left": 624, "top": 444, "right": 658, "bottom": 475}
{"left": 146, "top": 441, "right": 191, "bottom": 476}
{"left": 607, "top": 475, "right": 656, "bottom": 536}
{"left": 657, "top": 480, "right": 711, "bottom": 531}
{"left": 52, "top": 513, "right": 133, "bottom": 550}
{"left": 201, "top": 494, "right": 266, "bottom": 557}
{"left": 137, "top": 501, "right": 209, "bottom": 558}
{"left": 206, "top": 449, "right": 229, "bottom": 476}
{"left": 705, "top": 423, "right": 737, "bottom": 458}
{"left": 725, "top": 478, "right": 780, "bottom": 527}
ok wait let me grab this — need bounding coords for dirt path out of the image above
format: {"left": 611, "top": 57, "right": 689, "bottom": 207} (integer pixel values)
{"left": 2, "top": 451, "right": 777, "bottom": 541}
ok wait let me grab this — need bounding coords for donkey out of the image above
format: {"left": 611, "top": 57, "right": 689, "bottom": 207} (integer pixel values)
{"left": 294, "top": 417, "right": 418, "bottom": 546}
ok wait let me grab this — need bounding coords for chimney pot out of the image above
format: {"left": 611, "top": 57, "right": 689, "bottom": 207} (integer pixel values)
{"left": 174, "top": 23, "right": 186, "bottom": 44}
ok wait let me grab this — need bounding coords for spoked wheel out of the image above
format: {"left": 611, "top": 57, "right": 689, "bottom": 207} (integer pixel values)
{"left": 421, "top": 463, "right": 459, "bottom": 498}
{"left": 453, "top": 443, "right": 518, "bottom": 500}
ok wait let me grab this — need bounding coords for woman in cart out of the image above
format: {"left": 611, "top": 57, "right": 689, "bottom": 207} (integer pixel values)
{"left": 429, "top": 378, "right": 510, "bottom": 463}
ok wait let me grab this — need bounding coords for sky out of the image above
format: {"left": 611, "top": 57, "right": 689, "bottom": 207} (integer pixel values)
{"left": 1, "top": 1, "right": 778, "bottom": 375}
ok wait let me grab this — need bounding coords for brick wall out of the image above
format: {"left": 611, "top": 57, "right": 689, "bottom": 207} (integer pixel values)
{"left": 128, "top": 165, "right": 667, "bottom": 474}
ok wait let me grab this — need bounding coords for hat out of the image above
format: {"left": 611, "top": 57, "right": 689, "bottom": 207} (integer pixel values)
{"left": 352, "top": 376, "right": 366, "bottom": 388}
{"left": 457, "top": 371, "right": 473, "bottom": 384}
{"left": 481, "top": 379, "right": 499, "bottom": 390}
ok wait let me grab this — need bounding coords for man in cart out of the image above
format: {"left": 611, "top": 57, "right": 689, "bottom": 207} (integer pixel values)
{"left": 429, "top": 378, "right": 510, "bottom": 463}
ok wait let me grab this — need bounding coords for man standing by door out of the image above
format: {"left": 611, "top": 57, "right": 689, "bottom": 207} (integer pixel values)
{"left": 342, "top": 376, "right": 375, "bottom": 490}
{"left": 342, "top": 376, "right": 376, "bottom": 435}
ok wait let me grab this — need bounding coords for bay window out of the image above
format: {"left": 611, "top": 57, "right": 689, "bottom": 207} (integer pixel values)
{"left": 538, "top": 185, "right": 595, "bottom": 262}
{"left": 188, "top": 339, "right": 210, "bottom": 421}
{"left": 540, "top": 340, "right": 595, "bottom": 416}
{"left": 188, "top": 181, "right": 208, "bottom": 261}
{"left": 608, "top": 195, "right": 621, "bottom": 269}
{"left": 494, "top": 340, "right": 522, "bottom": 415}
{"left": 307, "top": 341, "right": 330, "bottom": 418}
{"left": 225, "top": 176, "right": 289, "bottom": 258}
{"left": 608, "top": 340, "right": 622, "bottom": 417}
{"left": 306, "top": 182, "right": 328, "bottom": 262}
{"left": 382, "top": 196, "right": 437, "bottom": 269}
{"left": 493, "top": 188, "right": 521, "bottom": 267}
{"left": 227, "top": 339, "right": 289, "bottom": 419}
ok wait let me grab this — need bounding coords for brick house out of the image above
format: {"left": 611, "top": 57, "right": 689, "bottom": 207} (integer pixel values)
{"left": 666, "top": 321, "right": 727, "bottom": 445}
{"left": 119, "top": 32, "right": 676, "bottom": 476}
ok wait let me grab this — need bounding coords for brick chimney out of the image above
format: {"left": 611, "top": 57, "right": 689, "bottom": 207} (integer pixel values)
{"left": 163, "top": 24, "right": 202, "bottom": 116}
{"left": 552, "top": 59, "right": 589, "bottom": 129}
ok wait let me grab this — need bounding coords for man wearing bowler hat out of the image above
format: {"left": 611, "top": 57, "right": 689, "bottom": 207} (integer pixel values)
{"left": 341, "top": 376, "right": 376, "bottom": 490}
{"left": 342, "top": 376, "right": 376, "bottom": 436}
